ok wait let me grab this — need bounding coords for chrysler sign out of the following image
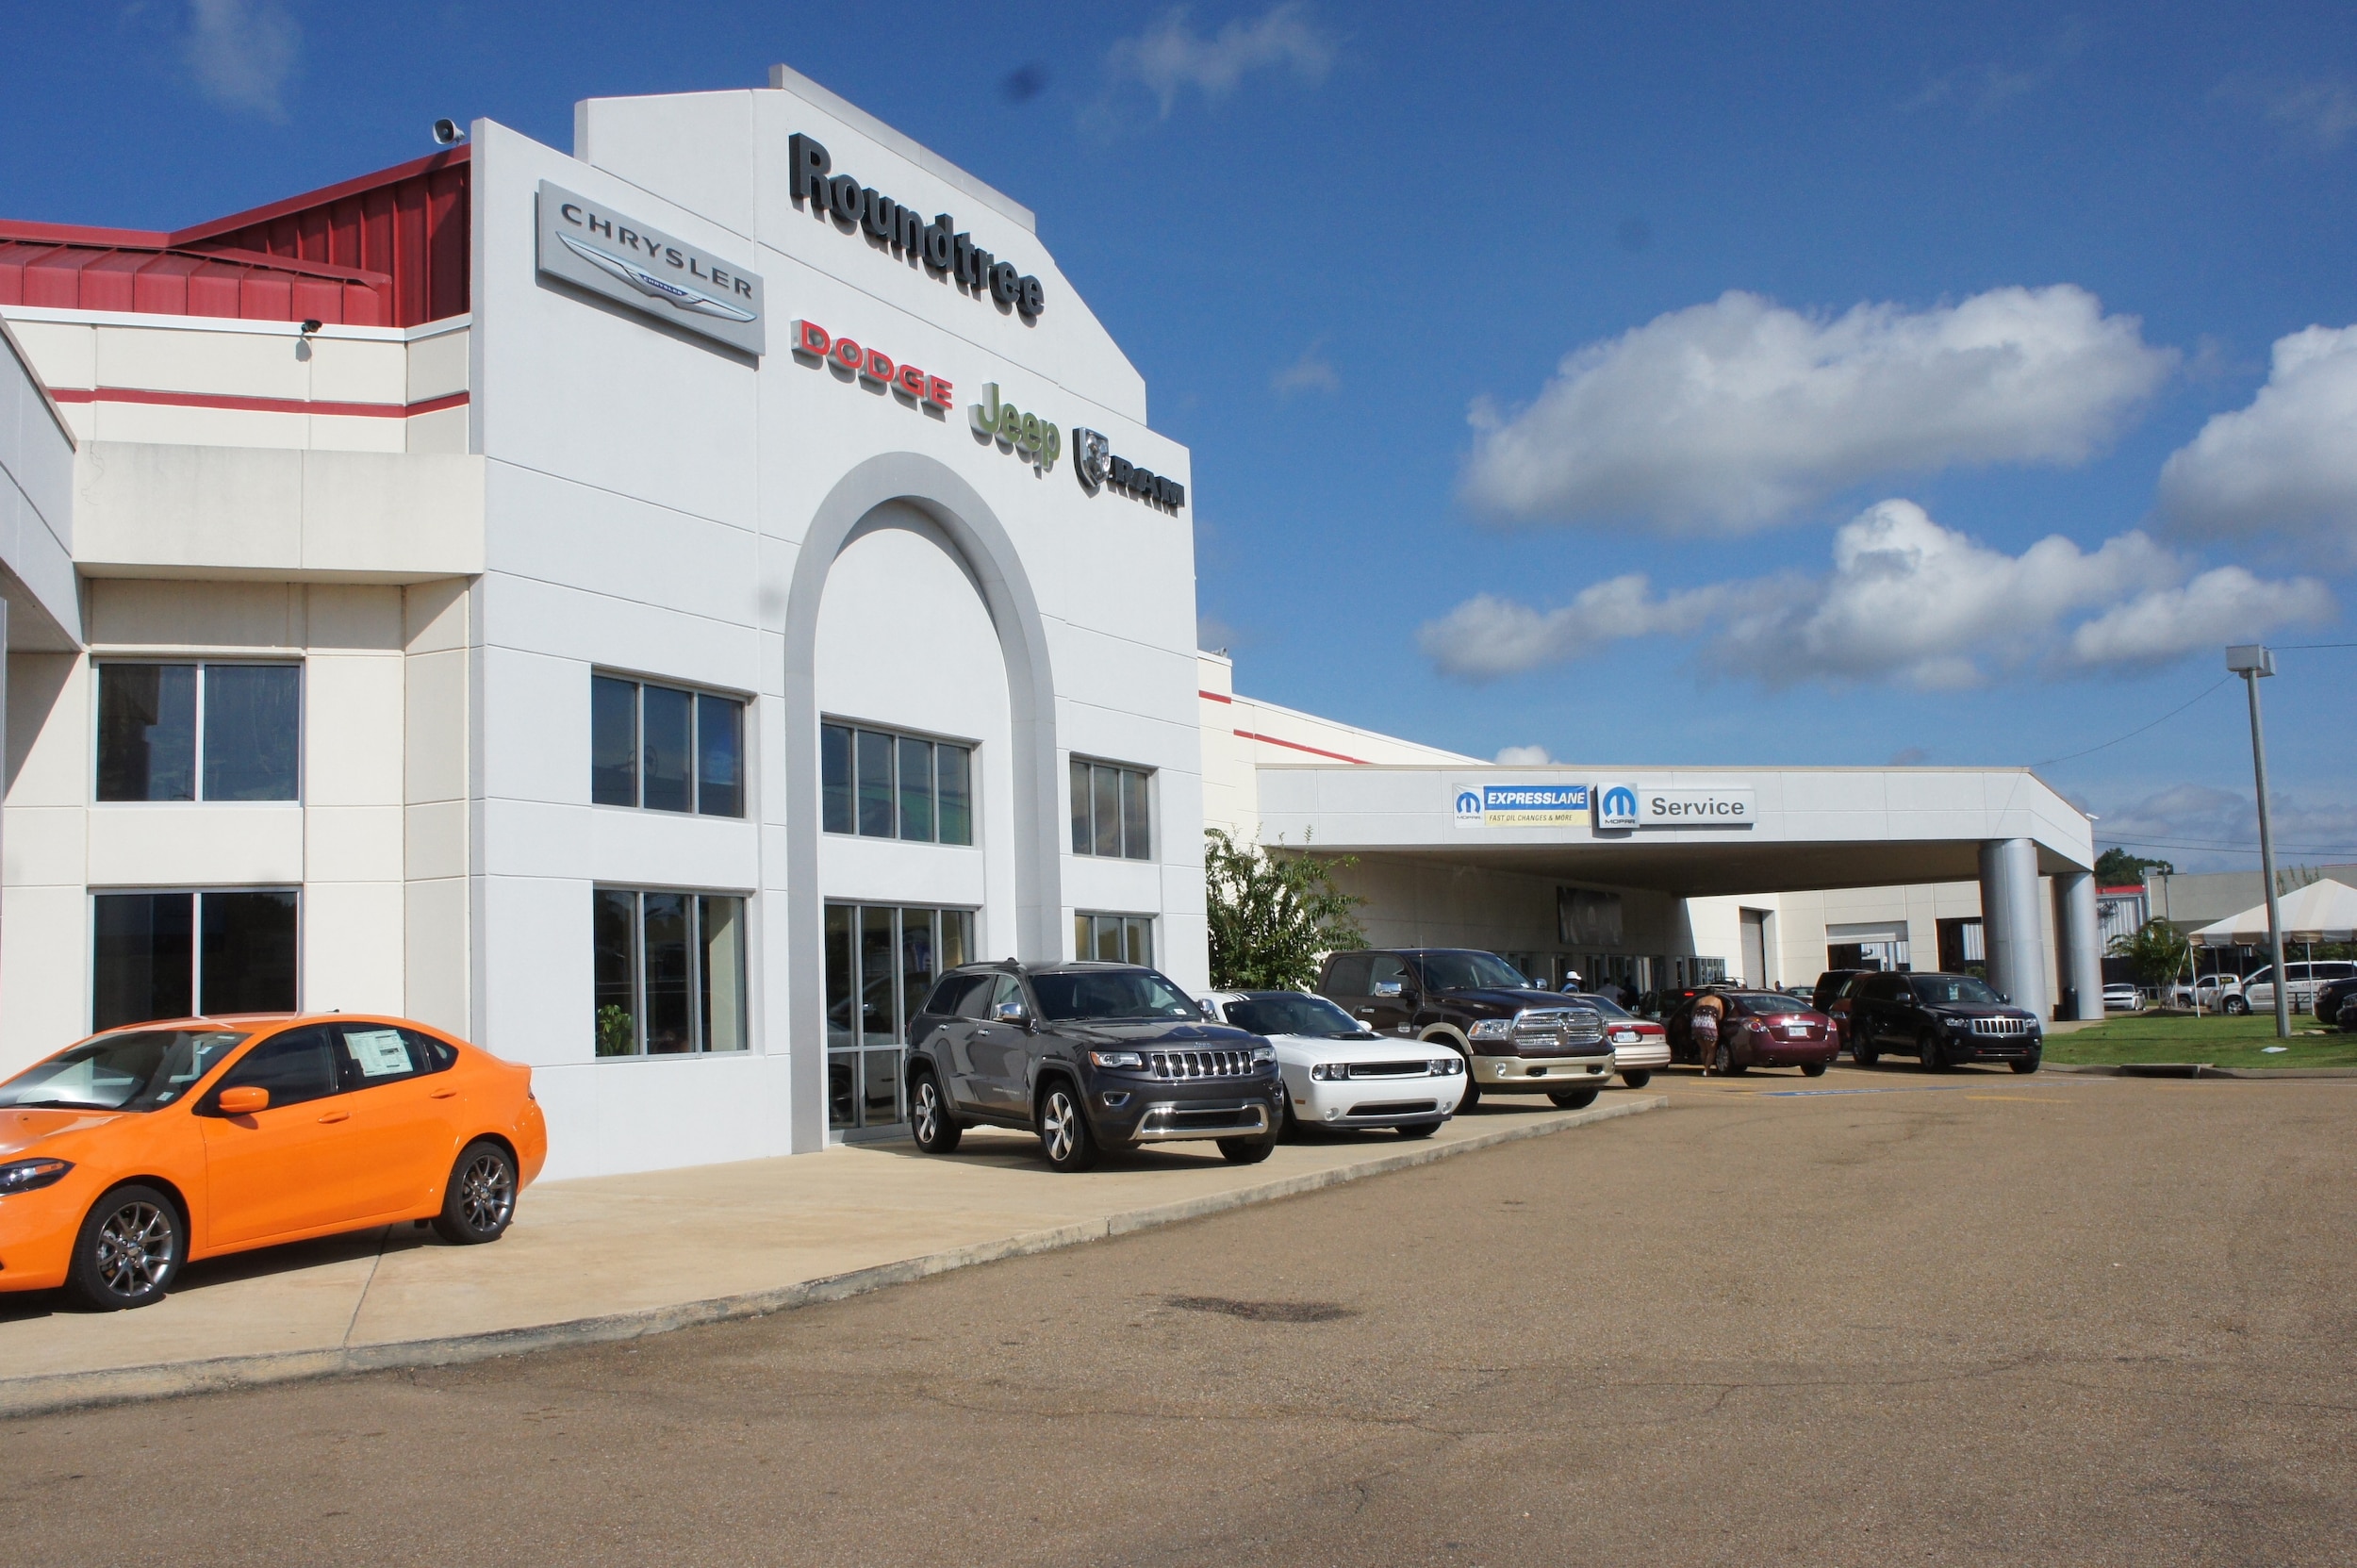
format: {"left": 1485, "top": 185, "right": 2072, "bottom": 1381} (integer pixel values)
{"left": 537, "top": 182, "right": 766, "bottom": 355}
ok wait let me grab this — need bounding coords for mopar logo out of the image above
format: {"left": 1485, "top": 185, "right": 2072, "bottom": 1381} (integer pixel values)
{"left": 1597, "top": 785, "right": 1639, "bottom": 829}
{"left": 1454, "top": 789, "right": 1483, "bottom": 826}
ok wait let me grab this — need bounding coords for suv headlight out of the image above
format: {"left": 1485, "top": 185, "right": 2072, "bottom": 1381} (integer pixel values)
{"left": 0, "top": 1157, "right": 74, "bottom": 1195}
{"left": 1467, "top": 1018, "right": 1514, "bottom": 1041}
{"left": 1087, "top": 1049, "right": 1145, "bottom": 1069}
{"left": 1250, "top": 1045, "right": 1277, "bottom": 1065}
{"left": 1430, "top": 1057, "right": 1464, "bottom": 1076}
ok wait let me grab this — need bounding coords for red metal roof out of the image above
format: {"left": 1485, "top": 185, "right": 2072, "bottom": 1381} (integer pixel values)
{"left": 0, "top": 147, "right": 469, "bottom": 328}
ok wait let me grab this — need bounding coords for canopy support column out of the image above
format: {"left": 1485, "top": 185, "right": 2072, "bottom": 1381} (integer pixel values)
{"left": 1980, "top": 837, "right": 2050, "bottom": 1021}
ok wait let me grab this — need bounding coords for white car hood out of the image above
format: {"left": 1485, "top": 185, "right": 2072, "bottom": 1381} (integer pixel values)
{"left": 1261, "top": 1032, "right": 1442, "bottom": 1066}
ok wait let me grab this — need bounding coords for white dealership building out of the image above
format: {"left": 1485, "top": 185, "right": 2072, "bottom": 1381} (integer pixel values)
{"left": 0, "top": 66, "right": 2102, "bottom": 1180}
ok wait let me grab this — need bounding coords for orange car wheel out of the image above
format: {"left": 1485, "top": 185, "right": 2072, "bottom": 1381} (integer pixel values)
{"left": 67, "top": 1183, "right": 183, "bottom": 1312}
{"left": 432, "top": 1141, "right": 518, "bottom": 1246}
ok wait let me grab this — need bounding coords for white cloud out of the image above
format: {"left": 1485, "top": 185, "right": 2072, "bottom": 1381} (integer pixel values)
{"left": 2157, "top": 323, "right": 2357, "bottom": 554}
{"left": 1493, "top": 745, "right": 1553, "bottom": 766}
{"left": 1272, "top": 340, "right": 1339, "bottom": 396}
{"left": 2068, "top": 567, "right": 2332, "bottom": 665}
{"left": 1419, "top": 500, "right": 2335, "bottom": 687}
{"left": 2219, "top": 75, "right": 2357, "bottom": 152}
{"left": 1103, "top": 4, "right": 1335, "bottom": 120}
{"left": 1459, "top": 287, "right": 2175, "bottom": 534}
{"left": 2093, "top": 784, "right": 2357, "bottom": 872}
{"left": 183, "top": 0, "right": 299, "bottom": 121}
{"left": 1418, "top": 573, "right": 1718, "bottom": 679}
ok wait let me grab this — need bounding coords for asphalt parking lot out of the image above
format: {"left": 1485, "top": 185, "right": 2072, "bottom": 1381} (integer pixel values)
{"left": 4, "top": 1063, "right": 2351, "bottom": 1567}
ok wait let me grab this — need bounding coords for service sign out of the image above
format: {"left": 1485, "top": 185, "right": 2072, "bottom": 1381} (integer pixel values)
{"left": 537, "top": 182, "right": 766, "bottom": 355}
{"left": 1595, "top": 784, "right": 1755, "bottom": 829}
{"left": 1454, "top": 782, "right": 1591, "bottom": 828}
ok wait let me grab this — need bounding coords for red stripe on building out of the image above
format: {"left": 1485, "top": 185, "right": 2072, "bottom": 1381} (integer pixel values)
{"left": 47, "top": 387, "right": 470, "bottom": 419}
{"left": 1234, "top": 728, "right": 1367, "bottom": 765}
{"left": 1198, "top": 689, "right": 1232, "bottom": 703}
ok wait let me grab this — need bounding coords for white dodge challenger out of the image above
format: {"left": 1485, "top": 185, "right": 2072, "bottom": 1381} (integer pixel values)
{"left": 1196, "top": 990, "right": 1469, "bottom": 1138}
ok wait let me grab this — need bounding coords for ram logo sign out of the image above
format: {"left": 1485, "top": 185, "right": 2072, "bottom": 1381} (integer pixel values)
{"left": 1596, "top": 784, "right": 1640, "bottom": 830}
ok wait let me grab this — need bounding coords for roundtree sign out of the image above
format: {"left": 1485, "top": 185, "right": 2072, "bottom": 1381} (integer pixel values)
{"left": 789, "top": 134, "right": 1045, "bottom": 320}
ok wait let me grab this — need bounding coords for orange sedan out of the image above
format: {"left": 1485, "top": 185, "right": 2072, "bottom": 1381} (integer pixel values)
{"left": 0, "top": 1014, "right": 548, "bottom": 1310}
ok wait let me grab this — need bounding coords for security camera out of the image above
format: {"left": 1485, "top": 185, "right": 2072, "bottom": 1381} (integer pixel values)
{"left": 432, "top": 118, "right": 466, "bottom": 147}
{"left": 299, "top": 319, "right": 322, "bottom": 335}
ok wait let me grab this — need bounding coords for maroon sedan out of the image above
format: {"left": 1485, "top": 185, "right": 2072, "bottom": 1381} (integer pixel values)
{"left": 1666, "top": 991, "right": 1840, "bottom": 1077}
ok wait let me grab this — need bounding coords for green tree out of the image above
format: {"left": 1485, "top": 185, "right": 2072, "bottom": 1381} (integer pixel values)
{"left": 2107, "top": 916, "right": 2190, "bottom": 998}
{"left": 2095, "top": 848, "right": 2173, "bottom": 886}
{"left": 1204, "top": 829, "right": 1369, "bottom": 991}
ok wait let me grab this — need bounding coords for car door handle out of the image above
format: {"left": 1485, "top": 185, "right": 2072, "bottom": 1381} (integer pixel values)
{"left": 429, "top": 1087, "right": 457, "bottom": 1099}
{"left": 317, "top": 1108, "right": 351, "bottom": 1124}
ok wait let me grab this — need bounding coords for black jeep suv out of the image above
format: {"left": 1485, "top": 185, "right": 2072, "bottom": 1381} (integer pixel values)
{"left": 1317, "top": 948, "right": 1612, "bottom": 1109}
{"left": 1845, "top": 970, "right": 2043, "bottom": 1073}
{"left": 905, "top": 961, "right": 1285, "bottom": 1172}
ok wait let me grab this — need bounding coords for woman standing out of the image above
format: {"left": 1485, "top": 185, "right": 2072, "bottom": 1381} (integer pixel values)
{"left": 1689, "top": 993, "right": 1725, "bottom": 1075}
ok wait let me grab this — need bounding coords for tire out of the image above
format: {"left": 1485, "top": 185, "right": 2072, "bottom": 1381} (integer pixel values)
{"left": 1218, "top": 1135, "right": 1277, "bottom": 1164}
{"left": 65, "top": 1183, "right": 182, "bottom": 1311}
{"left": 1035, "top": 1081, "right": 1100, "bottom": 1172}
{"left": 1547, "top": 1088, "right": 1600, "bottom": 1110}
{"left": 910, "top": 1071, "right": 962, "bottom": 1154}
{"left": 2223, "top": 995, "right": 2250, "bottom": 1016}
{"left": 432, "top": 1140, "right": 519, "bottom": 1245}
{"left": 1918, "top": 1032, "right": 1946, "bottom": 1073}
{"left": 1456, "top": 1056, "right": 1482, "bottom": 1110}
{"left": 2011, "top": 1054, "right": 2042, "bottom": 1075}
{"left": 1853, "top": 1035, "right": 1880, "bottom": 1066}
{"left": 1394, "top": 1121, "right": 1439, "bottom": 1139}
{"left": 1620, "top": 1070, "right": 1653, "bottom": 1089}
{"left": 1801, "top": 1063, "right": 1828, "bottom": 1078}
{"left": 1713, "top": 1040, "right": 1732, "bottom": 1075}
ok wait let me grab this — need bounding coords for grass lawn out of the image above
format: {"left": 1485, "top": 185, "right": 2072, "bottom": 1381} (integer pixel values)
{"left": 2045, "top": 1012, "right": 2357, "bottom": 1069}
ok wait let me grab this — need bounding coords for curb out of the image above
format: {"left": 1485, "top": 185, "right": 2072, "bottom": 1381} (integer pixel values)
{"left": 0, "top": 1095, "right": 1665, "bottom": 1420}
{"left": 2045, "top": 1063, "right": 2357, "bottom": 1080}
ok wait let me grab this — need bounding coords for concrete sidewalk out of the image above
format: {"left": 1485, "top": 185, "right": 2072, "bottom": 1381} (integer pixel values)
{"left": 0, "top": 1095, "right": 1663, "bottom": 1417}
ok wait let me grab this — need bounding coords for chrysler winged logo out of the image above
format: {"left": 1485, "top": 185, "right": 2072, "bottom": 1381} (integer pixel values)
{"left": 1073, "top": 427, "right": 1110, "bottom": 490}
{"left": 557, "top": 232, "right": 758, "bottom": 323}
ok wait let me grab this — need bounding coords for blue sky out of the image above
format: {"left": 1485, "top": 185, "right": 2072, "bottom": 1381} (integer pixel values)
{"left": 7, "top": 2, "right": 2355, "bottom": 870}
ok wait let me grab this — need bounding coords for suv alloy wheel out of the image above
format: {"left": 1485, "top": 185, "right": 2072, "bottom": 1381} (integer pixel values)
{"left": 1036, "top": 1081, "right": 1100, "bottom": 1172}
{"left": 911, "top": 1071, "right": 962, "bottom": 1154}
{"left": 1918, "top": 1031, "right": 1946, "bottom": 1072}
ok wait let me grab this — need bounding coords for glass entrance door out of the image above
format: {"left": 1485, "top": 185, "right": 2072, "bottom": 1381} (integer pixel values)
{"left": 824, "top": 903, "right": 973, "bottom": 1133}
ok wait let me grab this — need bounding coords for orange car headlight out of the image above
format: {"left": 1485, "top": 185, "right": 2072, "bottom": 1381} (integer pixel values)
{"left": 0, "top": 1158, "right": 74, "bottom": 1196}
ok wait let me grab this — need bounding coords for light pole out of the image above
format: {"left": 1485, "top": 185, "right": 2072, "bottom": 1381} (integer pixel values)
{"left": 2227, "top": 644, "right": 2290, "bottom": 1040}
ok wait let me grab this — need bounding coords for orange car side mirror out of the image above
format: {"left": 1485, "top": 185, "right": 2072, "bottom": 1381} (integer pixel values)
{"left": 217, "top": 1086, "right": 271, "bottom": 1115}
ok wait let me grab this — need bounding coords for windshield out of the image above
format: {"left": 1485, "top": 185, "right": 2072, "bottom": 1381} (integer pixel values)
{"left": 1414, "top": 951, "right": 1532, "bottom": 991}
{"left": 1223, "top": 993, "right": 1366, "bottom": 1038}
{"left": 1030, "top": 969, "right": 1203, "bottom": 1023}
{"left": 0, "top": 1028, "right": 249, "bottom": 1113}
{"left": 1913, "top": 975, "right": 2002, "bottom": 1005}
{"left": 1573, "top": 992, "right": 1634, "bottom": 1020}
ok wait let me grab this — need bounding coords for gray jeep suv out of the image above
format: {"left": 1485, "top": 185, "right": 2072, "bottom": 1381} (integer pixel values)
{"left": 905, "top": 961, "right": 1286, "bottom": 1172}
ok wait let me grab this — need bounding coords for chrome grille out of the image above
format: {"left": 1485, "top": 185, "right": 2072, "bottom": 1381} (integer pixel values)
{"left": 1147, "top": 1048, "right": 1257, "bottom": 1080}
{"left": 1970, "top": 1016, "right": 2034, "bottom": 1037}
{"left": 1509, "top": 1006, "right": 1607, "bottom": 1049}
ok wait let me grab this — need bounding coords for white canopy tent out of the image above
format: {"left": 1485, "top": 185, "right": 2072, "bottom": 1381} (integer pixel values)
{"left": 2190, "top": 878, "right": 2357, "bottom": 947}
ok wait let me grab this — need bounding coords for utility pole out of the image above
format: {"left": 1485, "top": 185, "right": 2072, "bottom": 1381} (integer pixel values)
{"left": 2227, "top": 645, "right": 2290, "bottom": 1040}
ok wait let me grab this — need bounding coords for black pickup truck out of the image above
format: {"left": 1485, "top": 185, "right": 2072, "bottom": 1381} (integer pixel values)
{"left": 1316, "top": 949, "right": 1613, "bottom": 1109}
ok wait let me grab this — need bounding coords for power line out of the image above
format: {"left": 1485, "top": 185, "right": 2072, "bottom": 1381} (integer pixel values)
{"left": 2106, "top": 835, "right": 2357, "bottom": 856}
{"left": 2272, "top": 641, "right": 2357, "bottom": 650}
{"left": 2032, "top": 676, "right": 2233, "bottom": 767}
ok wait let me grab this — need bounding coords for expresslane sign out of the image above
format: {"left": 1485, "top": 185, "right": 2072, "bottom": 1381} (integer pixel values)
{"left": 1454, "top": 783, "right": 1591, "bottom": 828}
